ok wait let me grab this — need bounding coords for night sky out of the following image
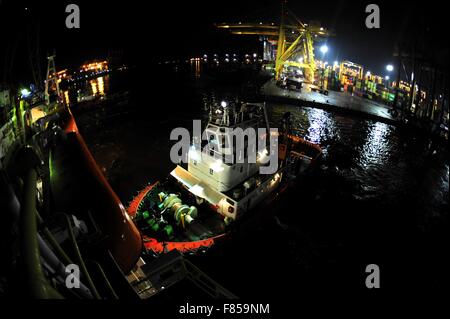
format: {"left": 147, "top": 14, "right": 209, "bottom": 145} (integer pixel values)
{"left": 1, "top": 0, "right": 448, "bottom": 85}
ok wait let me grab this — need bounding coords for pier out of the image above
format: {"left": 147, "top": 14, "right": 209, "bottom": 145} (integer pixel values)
{"left": 261, "top": 79, "right": 397, "bottom": 124}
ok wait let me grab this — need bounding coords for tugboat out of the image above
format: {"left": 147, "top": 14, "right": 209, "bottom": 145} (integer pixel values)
{"left": 128, "top": 101, "right": 322, "bottom": 255}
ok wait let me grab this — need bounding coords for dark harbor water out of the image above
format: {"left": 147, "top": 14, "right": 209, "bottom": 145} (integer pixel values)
{"left": 72, "top": 64, "right": 449, "bottom": 296}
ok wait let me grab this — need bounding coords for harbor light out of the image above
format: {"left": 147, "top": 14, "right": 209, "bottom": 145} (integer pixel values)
{"left": 386, "top": 64, "right": 394, "bottom": 72}
{"left": 320, "top": 45, "right": 328, "bottom": 54}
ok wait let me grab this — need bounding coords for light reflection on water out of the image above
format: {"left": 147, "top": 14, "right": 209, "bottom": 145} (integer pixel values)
{"left": 359, "top": 121, "right": 390, "bottom": 169}
{"left": 270, "top": 103, "right": 448, "bottom": 207}
{"left": 94, "top": 76, "right": 105, "bottom": 96}
{"left": 191, "top": 60, "right": 201, "bottom": 79}
{"left": 305, "top": 107, "right": 339, "bottom": 145}
{"left": 91, "top": 79, "right": 98, "bottom": 95}
{"left": 62, "top": 75, "right": 109, "bottom": 105}
{"left": 269, "top": 103, "right": 393, "bottom": 166}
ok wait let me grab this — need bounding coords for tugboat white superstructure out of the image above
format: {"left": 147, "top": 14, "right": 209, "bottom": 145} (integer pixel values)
{"left": 172, "top": 101, "right": 281, "bottom": 222}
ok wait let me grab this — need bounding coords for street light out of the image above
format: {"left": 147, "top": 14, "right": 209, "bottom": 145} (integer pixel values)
{"left": 385, "top": 75, "right": 390, "bottom": 80}
{"left": 320, "top": 45, "right": 329, "bottom": 54}
{"left": 386, "top": 64, "right": 394, "bottom": 72}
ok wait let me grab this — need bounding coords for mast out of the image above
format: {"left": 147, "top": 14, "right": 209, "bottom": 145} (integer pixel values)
{"left": 44, "top": 54, "right": 60, "bottom": 105}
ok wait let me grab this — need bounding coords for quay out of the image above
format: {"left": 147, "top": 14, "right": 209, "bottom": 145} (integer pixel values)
{"left": 261, "top": 79, "right": 397, "bottom": 125}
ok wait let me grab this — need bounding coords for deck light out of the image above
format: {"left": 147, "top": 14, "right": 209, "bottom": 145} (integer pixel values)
{"left": 20, "top": 88, "right": 31, "bottom": 98}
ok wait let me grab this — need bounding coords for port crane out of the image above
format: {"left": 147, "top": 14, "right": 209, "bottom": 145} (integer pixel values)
{"left": 216, "top": 4, "right": 331, "bottom": 83}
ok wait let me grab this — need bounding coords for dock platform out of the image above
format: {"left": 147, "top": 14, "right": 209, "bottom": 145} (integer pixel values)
{"left": 261, "top": 79, "right": 398, "bottom": 125}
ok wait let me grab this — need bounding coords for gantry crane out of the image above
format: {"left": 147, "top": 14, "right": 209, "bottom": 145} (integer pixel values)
{"left": 216, "top": 5, "right": 331, "bottom": 83}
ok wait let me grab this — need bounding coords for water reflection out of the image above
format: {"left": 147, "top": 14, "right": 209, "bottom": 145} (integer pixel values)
{"left": 358, "top": 121, "right": 390, "bottom": 169}
{"left": 191, "top": 59, "right": 201, "bottom": 79}
{"left": 90, "top": 76, "right": 106, "bottom": 96}
{"left": 91, "top": 79, "right": 98, "bottom": 95}
{"left": 266, "top": 104, "right": 340, "bottom": 150}
{"left": 305, "top": 108, "right": 338, "bottom": 144}
{"left": 62, "top": 75, "right": 109, "bottom": 105}
{"left": 63, "top": 91, "right": 70, "bottom": 105}
{"left": 97, "top": 76, "right": 105, "bottom": 95}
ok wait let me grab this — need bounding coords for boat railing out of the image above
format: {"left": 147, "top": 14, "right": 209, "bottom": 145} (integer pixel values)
{"left": 208, "top": 104, "right": 262, "bottom": 127}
